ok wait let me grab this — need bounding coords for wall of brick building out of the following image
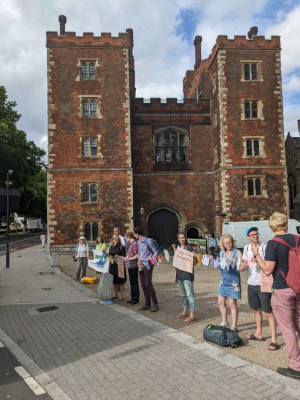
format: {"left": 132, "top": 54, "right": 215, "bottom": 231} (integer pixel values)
{"left": 47, "top": 29, "right": 134, "bottom": 248}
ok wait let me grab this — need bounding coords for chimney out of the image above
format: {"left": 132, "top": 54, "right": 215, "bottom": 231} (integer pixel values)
{"left": 248, "top": 26, "right": 258, "bottom": 39}
{"left": 126, "top": 28, "right": 134, "bottom": 56}
{"left": 59, "top": 15, "right": 67, "bottom": 36}
{"left": 194, "top": 35, "right": 202, "bottom": 70}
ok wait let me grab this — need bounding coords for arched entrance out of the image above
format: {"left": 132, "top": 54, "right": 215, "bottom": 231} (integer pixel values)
{"left": 148, "top": 209, "right": 178, "bottom": 247}
{"left": 187, "top": 228, "right": 199, "bottom": 239}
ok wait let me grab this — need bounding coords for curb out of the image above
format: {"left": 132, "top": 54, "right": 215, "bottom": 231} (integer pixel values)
{"left": 0, "top": 329, "right": 72, "bottom": 400}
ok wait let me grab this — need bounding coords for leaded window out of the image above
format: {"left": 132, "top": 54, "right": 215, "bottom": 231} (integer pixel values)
{"left": 155, "top": 130, "right": 187, "bottom": 162}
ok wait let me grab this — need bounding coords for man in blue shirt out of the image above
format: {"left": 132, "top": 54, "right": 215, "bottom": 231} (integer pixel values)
{"left": 133, "top": 226, "right": 159, "bottom": 312}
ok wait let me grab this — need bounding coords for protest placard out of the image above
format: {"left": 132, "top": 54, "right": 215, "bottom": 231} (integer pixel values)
{"left": 117, "top": 258, "right": 125, "bottom": 279}
{"left": 173, "top": 247, "right": 193, "bottom": 273}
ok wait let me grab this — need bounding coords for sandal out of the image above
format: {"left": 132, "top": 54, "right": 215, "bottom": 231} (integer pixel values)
{"left": 247, "top": 334, "right": 265, "bottom": 341}
{"left": 176, "top": 313, "right": 188, "bottom": 319}
{"left": 184, "top": 317, "right": 197, "bottom": 323}
{"left": 268, "top": 342, "right": 280, "bottom": 351}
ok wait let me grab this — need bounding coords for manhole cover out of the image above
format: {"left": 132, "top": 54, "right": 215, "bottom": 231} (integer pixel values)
{"left": 36, "top": 306, "right": 59, "bottom": 313}
{"left": 39, "top": 272, "right": 54, "bottom": 275}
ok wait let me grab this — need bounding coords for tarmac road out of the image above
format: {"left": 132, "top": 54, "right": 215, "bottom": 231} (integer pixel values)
{"left": 0, "top": 232, "right": 40, "bottom": 259}
{"left": 0, "top": 341, "right": 51, "bottom": 400}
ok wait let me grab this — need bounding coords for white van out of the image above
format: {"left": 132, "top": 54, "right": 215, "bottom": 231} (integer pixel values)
{"left": 222, "top": 219, "right": 300, "bottom": 249}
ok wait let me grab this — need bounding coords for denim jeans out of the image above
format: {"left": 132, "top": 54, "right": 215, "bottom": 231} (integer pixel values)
{"left": 178, "top": 279, "right": 196, "bottom": 312}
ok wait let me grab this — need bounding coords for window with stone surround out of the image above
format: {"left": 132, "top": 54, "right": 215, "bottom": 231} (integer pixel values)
{"left": 83, "top": 98, "right": 97, "bottom": 117}
{"left": 81, "top": 61, "right": 96, "bottom": 80}
{"left": 82, "top": 138, "right": 98, "bottom": 157}
{"left": 240, "top": 61, "right": 263, "bottom": 82}
{"left": 76, "top": 59, "right": 99, "bottom": 81}
{"left": 241, "top": 100, "right": 263, "bottom": 120}
{"left": 153, "top": 127, "right": 189, "bottom": 163}
{"left": 245, "top": 176, "right": 267, "bottom": 197}
{"left": 84, "top": 222, "right": 99, "bottom": 241}
{"left": 82, "top": 183, "right": 98, "bottom": 203}
{"left": 243, "top": 137, "right": 265, "bottom": 158}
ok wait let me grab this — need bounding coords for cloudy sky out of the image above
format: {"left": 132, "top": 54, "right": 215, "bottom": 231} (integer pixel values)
{"left": 0, "top": 0, "right": 299, "bottom": 155}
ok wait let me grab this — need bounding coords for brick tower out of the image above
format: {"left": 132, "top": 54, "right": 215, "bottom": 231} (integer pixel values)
{"left": 46, "top": 16, "right": 135, "bottom": 249}
{"left": 184, "top": 27, "right": 289, "bottom": 232}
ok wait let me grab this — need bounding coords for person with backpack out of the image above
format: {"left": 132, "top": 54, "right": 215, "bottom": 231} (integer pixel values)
{"left": 172, "top": 232, "right": 197, "bottom": 322}
{"left": 241, "top": 227, "right": 278, "bottom": 350}
{"left": 75, "top": 236, "right": 89, "bottom": 281}
{"left": 133, "top": 226, "right": 159, "bottom": 312}
{"left": 252, "top": 212, "right": 300, "bottom": 379}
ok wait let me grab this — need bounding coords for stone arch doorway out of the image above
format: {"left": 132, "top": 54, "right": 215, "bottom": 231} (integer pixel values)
{"left": 148, "top": 209, "right": 178, "bottom": 247}
{"left": 186, "top": 228, "right": 199, "bottom": 239}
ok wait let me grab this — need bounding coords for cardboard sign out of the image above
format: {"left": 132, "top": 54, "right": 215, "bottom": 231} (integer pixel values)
{"left": 117, "top": 258, "right": 125, "bottom": 279}
{"left": 173, "top": 247, "right": 193, "bottom": 273}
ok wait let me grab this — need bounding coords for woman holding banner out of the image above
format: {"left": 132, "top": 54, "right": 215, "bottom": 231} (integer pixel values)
{"left": 218, "top": 234, "right": 242, "bottom": 332}
{"left": 109, "top": 235, "right": 126, "bottom": 301}
{"left": 172, "top": 232, "right": 197, "bottom": 323}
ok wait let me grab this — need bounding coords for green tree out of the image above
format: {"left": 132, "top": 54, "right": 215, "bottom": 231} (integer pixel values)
{"left": 0, "top": 86, "right": 47, "bottom": 219}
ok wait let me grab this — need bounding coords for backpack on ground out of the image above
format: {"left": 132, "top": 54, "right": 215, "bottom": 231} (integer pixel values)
{"left": 271, "top": 235, "right": 300, "bottom": 293}
{"left": 203, "top": 324, "right": 243, "bottom": 348}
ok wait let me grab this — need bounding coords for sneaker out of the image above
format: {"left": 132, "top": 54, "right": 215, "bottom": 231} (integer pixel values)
{"left": 220, "top": 322, "right": 229, "bottom": 328}
{"left": 277, "top": 366, "right": 300, "bottom": 379}
{"left": 151, "top": 304, "right": 159, "bottom": 312}
{"left": 230, "top": 326, "right": 237, "bottom": 333}
{"left": 138, "top": 304, "right": 151, "bottom": 311}
{"left": 126, "top": 300, "right": 133, "bottom": 304}
{"left": 130, "top": 301, "right": 139, "bottom": 305}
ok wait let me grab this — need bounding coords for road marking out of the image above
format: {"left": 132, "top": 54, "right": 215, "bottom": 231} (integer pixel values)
{"left": 14, "top": 366, "right": 46, "bottom": 395}
{"left": 0, "top": 341, "right": 4, "bottom": 347}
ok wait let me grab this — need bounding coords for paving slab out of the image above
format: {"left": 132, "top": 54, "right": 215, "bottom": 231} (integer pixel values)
{"left": 0, "top": 246, "right": 300, "bottom": 399}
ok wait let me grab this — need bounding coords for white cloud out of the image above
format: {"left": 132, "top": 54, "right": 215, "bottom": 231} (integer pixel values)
{"left": 0, "top": 0, "right": 299, "bottom": 153}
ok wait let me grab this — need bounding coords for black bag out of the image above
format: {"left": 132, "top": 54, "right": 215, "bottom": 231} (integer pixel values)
{"left": 203, "top": 324, "right": 243, "bottom": 348}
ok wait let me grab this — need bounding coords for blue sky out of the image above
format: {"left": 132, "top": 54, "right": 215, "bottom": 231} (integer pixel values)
{"left": 0, "top": 0, "right": 299, "bottom": 154}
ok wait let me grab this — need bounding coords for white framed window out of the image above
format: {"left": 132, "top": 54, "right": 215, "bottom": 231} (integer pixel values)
{"left": 82, "top": 183, "right": 98, "bottom": 203}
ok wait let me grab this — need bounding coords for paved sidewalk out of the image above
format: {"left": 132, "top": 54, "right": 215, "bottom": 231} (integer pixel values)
{"left": 0, "top": 247, "right": 300, "bottom": 400}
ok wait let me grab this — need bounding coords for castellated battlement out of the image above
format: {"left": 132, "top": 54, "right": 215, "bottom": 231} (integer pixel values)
{"left": 46, "top": 30, "right": 132, "bottom": 47}
{"left": 131, "top": 98, "right": 203, "bottom": 105}
{"left": 212, "top": 34, "right": 281, "bottom": 52}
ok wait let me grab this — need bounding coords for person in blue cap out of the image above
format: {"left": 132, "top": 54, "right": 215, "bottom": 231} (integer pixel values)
{"left": 240, "top": 227, "right": 278, "bottom": 350}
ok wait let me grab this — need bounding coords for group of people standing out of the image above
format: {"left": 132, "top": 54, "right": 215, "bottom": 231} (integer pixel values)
{"left": 214, "top": 212, "right": 300, "bottom": 380}
{"left": 74, "top": 226, "right": 160, "bottom": 312}
{"left": 74, "top": 211, "right": 300, "bottom": 380}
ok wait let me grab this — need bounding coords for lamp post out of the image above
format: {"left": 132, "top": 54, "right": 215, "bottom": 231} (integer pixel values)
{"left": 6, "top": 170, "right": 13, "bottom": 268}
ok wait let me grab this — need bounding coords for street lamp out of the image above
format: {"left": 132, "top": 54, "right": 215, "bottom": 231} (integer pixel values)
{"left": 6, "top": 170, "right": 13, "bottom": 268}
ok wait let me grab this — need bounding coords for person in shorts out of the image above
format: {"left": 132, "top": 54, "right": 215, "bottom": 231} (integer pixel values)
{"left": 241, "top": 227, "right": 278, "bottom": 350}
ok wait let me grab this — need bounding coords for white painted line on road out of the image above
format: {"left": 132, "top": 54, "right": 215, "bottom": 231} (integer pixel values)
{"left": 0, "top": 341, "right": 5, "bottom": 347}
{"left": 15, "top": 366, "right": 46, "bottom": 395}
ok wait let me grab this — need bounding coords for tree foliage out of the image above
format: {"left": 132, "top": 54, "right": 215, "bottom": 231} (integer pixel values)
{"left": 0, "top": 86, "right": 47, "bottom": 219}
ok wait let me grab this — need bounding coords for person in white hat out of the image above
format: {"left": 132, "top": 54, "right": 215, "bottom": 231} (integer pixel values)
{"left": 74, "top": 236, "right": 89, "bottom": 281}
